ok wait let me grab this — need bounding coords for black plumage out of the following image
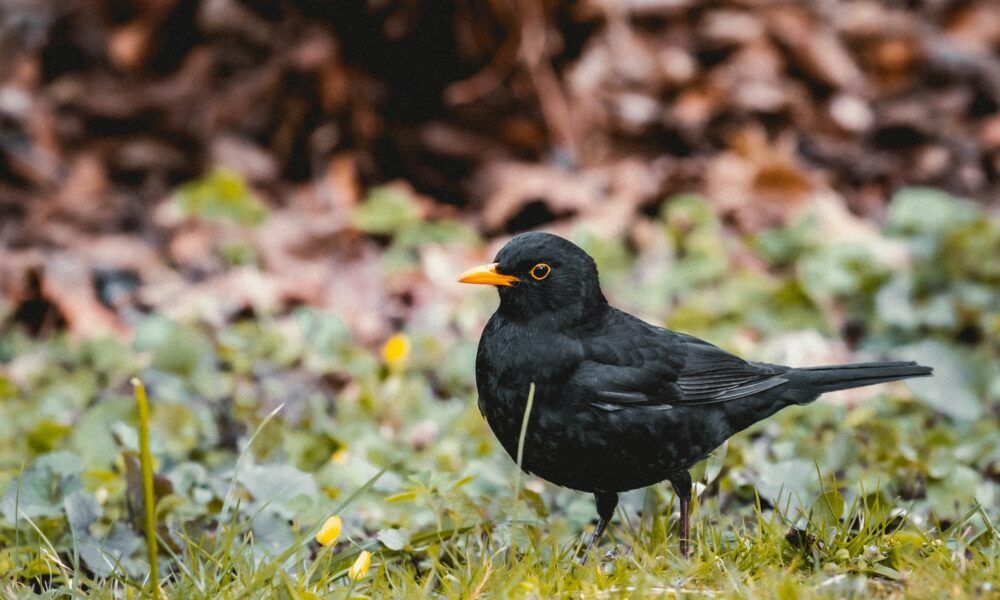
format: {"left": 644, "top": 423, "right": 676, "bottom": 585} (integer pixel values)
{"left": 459, "top": 232, "right": 932, "bottom": 560}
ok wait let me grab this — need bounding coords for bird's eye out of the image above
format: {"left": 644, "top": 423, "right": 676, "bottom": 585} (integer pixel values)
{"left": 530, "top": 263, "right": 551, "bottom": 281}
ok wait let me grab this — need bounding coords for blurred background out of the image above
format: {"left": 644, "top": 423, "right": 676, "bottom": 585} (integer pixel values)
{"left": 1, "top": 0, "right": 998, "bottom": 338}
{"left": 0, "top": 0, "right": 998, "bottom": 595}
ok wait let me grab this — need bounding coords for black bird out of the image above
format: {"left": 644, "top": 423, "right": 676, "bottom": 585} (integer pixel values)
{"left": 459, "top": 232, "right": 932, "bottom": 560}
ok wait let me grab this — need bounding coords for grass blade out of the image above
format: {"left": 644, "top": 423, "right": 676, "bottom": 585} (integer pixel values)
{"left": 513, "top": 382, "right": 536, "bottom": 503}
{"left": 131, "top": 377, "right": 160, "bottom": 598}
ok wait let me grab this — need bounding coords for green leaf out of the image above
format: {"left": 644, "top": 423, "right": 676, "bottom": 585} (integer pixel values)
{"left": 149, "top": 402, "right": 202, "bottom": 457}
{"left": 1, "top": 451, "right": 84, "bottom": 522}
{"left": 376, "top": 528, "right": 411, "bottom": 551}
{"left": 250, "top": 508, "right": 297, "bottom": 559}
{"left": 65, "top": 491, "right": 145, "bottom": 579}
{"left": 752, "top": 217, "right": 818, "bottom": 267}
{"left": 753, "top": 458, "right": 816, "bottom": 513}
{"left": 886, "top": 188, "right": 979, "bottom": 237}
{"left": 812, "top": 489, "right": 845, "bottom": 528}
{"left": 176, "top": 168, "right": 267, "bottom": 225}
{"left": 237, "top": 463, "right": 319, "bottom": 519}
{"left": 867, "top": 564, "right": 902, "bottom": 580}
{"left": 134, "top": 315, "right": 215, "bottom": 377}
{"left": 69, "top": 396, "right": 133, "bottom": 468}
{"left": 353, "top": 186, "right": 420, "bottom": 234}
{"left": 704, "top": 440, "right": 728, "bottom": 489}
{"left": 26, "top": 420, "right": 72, "bottom": 453}
{"left": 798, "top": 244, "right": 887, "bottom": 306}
{"left": 662, "top": 195, "right": 728, "bottom": 289}
{"left": 899, "top": 340, "right": 982, "bottom": 421}
{"left": 395, "top": 220, "right": 477, "bottom": 247}
{"left": 927, "top": 465, "right": 981, "bottom": 520}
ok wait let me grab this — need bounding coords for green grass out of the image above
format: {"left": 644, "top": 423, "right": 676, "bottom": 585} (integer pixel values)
{"left": 0, "top": 188, "right": 997, "bottom": 597}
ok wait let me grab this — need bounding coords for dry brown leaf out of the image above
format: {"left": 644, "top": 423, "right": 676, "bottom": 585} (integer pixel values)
{"left": 42, "top": 252, "right": 127, "bottom": 338}
{"left": 766, "top": 7, "right": 864, "bottom": 90}
{"left": 706, "top": 127, "right": 815, "bottom": 231}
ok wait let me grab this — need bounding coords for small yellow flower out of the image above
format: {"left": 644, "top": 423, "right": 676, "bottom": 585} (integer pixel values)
{"left": 330, "top": 447, "right": 349, "bottom": 464}
{"left": 315, "top": 515, "right": 342, "bottom": 547}
{"left": 349, "top": 550, "right": 371, "bottom": 580}
{"left": 381, "top": 333, "right": 410, "bottom": 366}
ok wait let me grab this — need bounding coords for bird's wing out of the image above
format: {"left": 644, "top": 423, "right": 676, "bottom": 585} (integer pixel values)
{"left": 672, "top": 337, "right": 788, "bottom": 404}
{"left": 570, "top": 312, "right": 788, "bottom": 412}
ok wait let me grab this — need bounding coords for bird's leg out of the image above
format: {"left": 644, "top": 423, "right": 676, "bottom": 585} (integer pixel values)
{"left": 669, "top": 471, "right": 693, "bottom": 558}
{"left": 580, "top": 492, "right": 618, "bottom": 565}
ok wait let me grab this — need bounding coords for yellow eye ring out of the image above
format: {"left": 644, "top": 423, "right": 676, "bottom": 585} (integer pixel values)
{"left": 530, "top": 263, "right": 551, "bottom": 281}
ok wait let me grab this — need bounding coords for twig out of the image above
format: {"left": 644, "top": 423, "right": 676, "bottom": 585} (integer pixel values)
{"left": 516, "top": 0, "right": 577, "bottom": 162}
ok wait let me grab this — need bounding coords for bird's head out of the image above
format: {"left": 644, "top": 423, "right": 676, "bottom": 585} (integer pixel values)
{"left": 458, "top": 232, "right": 607, "bottom": 322}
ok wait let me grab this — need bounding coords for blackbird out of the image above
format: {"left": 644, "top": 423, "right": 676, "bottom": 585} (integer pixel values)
{"left": 459, "top": 232, "right": 932, "bottom": 561}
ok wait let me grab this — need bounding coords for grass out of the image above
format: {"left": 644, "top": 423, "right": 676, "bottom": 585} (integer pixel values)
{"left": 8, "top": 482, "right": 994, "bottom": 597}
{"left": 0, "top": 188, "right": 997, "bottom": 597}
{"left": 0, "top": 334, "right": 994, "bottom": 598}
{"left": 131, "top": 378, "right": 160, "bottom": 597}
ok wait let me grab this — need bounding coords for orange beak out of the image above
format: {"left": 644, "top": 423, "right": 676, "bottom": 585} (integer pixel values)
{"left": 457, "top": 263, "right": 518, "bottom": 287}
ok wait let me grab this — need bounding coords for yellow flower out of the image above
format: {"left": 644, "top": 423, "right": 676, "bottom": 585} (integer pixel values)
{"left": 381, "top": 333, "right": 410, "bottom": 366}
{"left": 315, "top": 515, "right": 342, "bottom": 547}
{"left": 330, "top": 447, "right": 349, "bottom": 464}
{"left": 349, "top": 550, "right": 371, "bottom": 580}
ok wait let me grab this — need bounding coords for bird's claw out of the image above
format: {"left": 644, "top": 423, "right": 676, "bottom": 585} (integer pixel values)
{"left": 604, "top": 545, "right": 630, "bottom": 561}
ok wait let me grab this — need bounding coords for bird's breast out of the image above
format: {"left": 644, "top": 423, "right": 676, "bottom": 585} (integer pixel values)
{"left": 476, "top": 319, "right": 572, "bottom": 443}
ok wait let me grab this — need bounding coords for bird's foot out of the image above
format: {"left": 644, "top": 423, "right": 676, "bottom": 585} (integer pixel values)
{"left": 679, "top": 538, "right": 691, "bottom": 559}
{"left": 603, "top": 544, "right": 630, "bottom": 562}
{"left": 578, "top": 544, "right": 628, "bottom": 566}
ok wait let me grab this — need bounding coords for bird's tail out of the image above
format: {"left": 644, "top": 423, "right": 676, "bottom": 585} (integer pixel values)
{"left": 785, "top": 361, "right": 932, "bottom": 403}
